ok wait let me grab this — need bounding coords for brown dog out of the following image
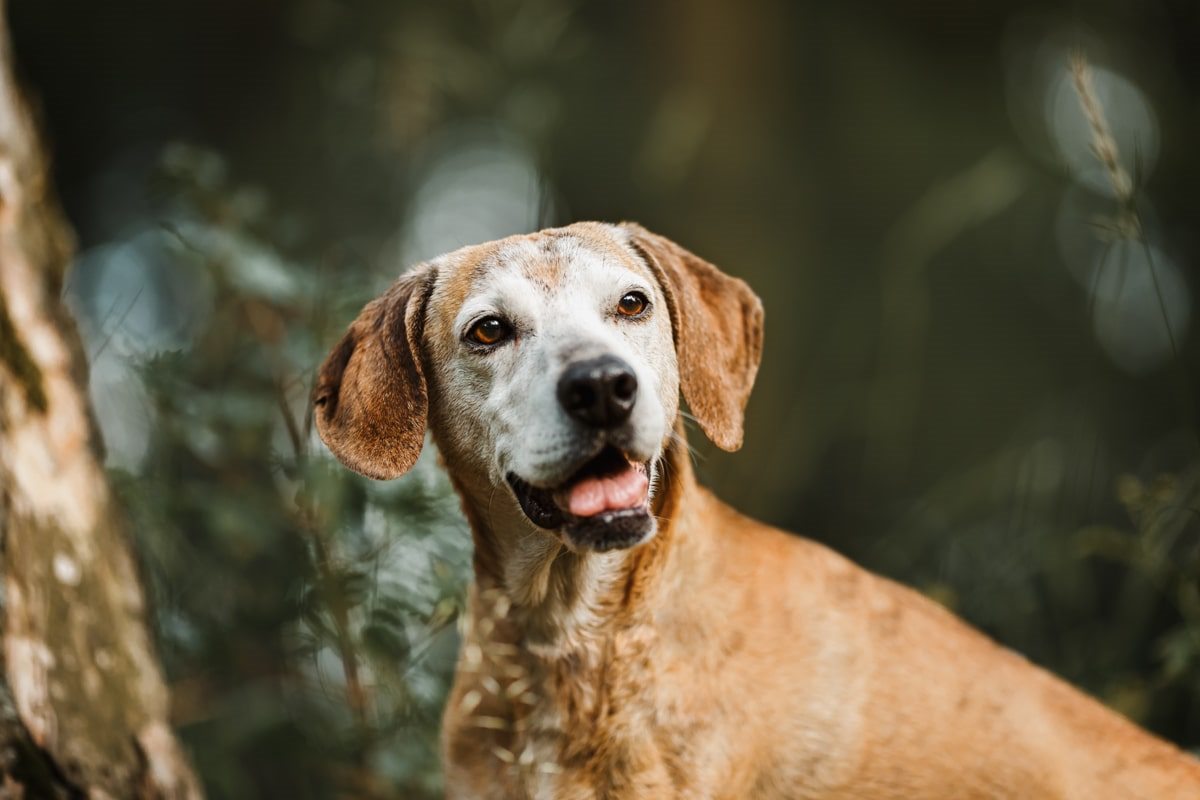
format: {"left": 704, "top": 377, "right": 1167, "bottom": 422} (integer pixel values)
{"left": 315, "top": 222, "right": 1200, "bottom": 798}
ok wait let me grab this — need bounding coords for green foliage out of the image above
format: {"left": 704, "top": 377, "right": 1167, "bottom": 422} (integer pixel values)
{"left": 1083, "top": 471, "right": 1200, "bottom": 694}
{"left": 111, "top": 151, "right": 470, "bottom": 799}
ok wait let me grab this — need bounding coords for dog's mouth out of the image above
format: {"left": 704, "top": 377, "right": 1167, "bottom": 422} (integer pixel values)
{"left": 506, "top": 446, "right": 654, "bottom": 551}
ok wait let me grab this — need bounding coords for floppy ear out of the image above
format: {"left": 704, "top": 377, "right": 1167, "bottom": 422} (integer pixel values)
{"left": 621, "top": 223, "right": 764, "bottom": 451}
{"left": 313, "top": 265, "right": 436, "bottom": 480}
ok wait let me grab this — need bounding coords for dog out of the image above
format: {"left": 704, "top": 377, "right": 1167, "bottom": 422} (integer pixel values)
{"left": 314, "top": 222, "right": 1200, "bottom": 799}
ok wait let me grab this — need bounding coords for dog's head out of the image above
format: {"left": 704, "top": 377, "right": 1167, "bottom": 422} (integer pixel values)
{"left": 314, "top": 222, "right": 763, "bottom": 552}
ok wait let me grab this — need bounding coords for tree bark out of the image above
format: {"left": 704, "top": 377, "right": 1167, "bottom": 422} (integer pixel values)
{"left": 0, "top": 4, "right": 202, "bottom": 798}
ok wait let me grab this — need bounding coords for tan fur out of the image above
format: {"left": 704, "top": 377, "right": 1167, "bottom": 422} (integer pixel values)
{"left": 624, "top": 224, "right": 763, "bottom": 452}
{"left": 315, "top": 222, "right": 1200, "bottom": 799}
{"left": 313, "top": 266, "right": 436, "bottom": 479}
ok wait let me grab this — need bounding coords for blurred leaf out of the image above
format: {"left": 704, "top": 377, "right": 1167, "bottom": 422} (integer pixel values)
{"left": 361, "top": 617, "right": 411, "bottom": 663}
{"left": 1158, "top": 627, "right": 1200, "bottom": 682}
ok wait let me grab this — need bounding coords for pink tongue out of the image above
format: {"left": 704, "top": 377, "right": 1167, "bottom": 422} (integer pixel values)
{"left": 566, "top": 466, "right": 649, "bottom": 517}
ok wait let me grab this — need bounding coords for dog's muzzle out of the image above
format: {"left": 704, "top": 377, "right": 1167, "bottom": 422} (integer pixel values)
{"left": 504, "top": 356, "right": 656, "bottom": 551}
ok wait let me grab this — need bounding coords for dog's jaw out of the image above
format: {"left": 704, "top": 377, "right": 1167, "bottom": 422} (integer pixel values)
{"left": 435, "top": 424, "right": 686, "bottom": 644}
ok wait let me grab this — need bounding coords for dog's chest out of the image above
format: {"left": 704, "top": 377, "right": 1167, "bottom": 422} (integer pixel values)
{"left": 443, "top": 614, "right": 688, "bottom": 798}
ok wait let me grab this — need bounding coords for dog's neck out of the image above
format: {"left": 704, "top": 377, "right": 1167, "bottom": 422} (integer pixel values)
{"left": 440, "top": 434, "right": 692, "bottom": 650}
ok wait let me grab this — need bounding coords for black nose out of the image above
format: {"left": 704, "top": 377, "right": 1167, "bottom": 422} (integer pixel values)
{"left": 557, "top": 356, "right": 638, "bottom": 429}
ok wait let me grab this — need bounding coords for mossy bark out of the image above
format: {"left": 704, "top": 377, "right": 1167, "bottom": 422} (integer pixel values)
{"left": 0, "top": 3, "right": 202, "bottom": 797}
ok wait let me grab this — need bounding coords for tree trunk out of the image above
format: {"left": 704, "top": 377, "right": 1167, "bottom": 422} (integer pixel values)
{"left": 0, "top": 5, "right": 202, "bottom": 798}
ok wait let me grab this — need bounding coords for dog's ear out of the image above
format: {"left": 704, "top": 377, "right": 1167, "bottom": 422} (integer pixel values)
{"left": 621, "top": 223, "right": 764, "bottom": 451}
{"left": 313, "top": 265, "right": 436, "bottom": 480}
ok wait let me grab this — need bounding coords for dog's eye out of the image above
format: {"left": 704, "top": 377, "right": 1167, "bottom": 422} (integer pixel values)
{"left": 617, "top": 292, "right": 649, "bottom": 318}
{"left": 467, "top": 316, "right": 511, "bottom": 346}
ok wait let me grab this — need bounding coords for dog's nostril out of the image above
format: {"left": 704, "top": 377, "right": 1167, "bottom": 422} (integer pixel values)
{"left": 557, "top": 356, "right": 638, "bottom": 429}
{"left": 613, "top": 373, "right": 637, "bottom": 402}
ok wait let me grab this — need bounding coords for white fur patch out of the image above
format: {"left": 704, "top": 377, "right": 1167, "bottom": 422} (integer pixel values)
{"left": 429, "top": 231, "right": 678, "bottom": 497}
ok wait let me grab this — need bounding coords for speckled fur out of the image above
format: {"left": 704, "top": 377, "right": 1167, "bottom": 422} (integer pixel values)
{"left": 315, "top": 222, "right": 1200, "bottom": 799}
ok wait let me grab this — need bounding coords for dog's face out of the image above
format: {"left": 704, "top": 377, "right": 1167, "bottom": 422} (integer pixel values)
{"left": 421, "top": 227, "right": 678, "bottom": 551}
{"left": 314, "top": 222, "right": 763, "bottom": 552}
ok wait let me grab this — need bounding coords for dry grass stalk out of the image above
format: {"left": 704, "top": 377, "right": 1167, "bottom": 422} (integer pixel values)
{"left": 278, "top": 385, "right": 370, "bottom": 726}
{"left": 1069, "top": 52, "right": 1134, "bottom": 206}
{"left": 1069, "top": 51, "right": 1187, "bottom": 395}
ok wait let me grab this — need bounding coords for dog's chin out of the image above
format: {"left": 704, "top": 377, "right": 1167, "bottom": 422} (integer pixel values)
{"left": 560, "top": 508, "right": 656, "bottom": 552}
{"left": 506, "top": 446, "right": 656, "bottom": 552}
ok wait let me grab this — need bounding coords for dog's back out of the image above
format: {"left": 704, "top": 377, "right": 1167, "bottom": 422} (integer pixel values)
{"left": 715, "top": 506, "right": 1199, "bottom": 798}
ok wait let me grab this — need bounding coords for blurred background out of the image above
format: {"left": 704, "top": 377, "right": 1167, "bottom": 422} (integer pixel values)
{"left": 9, "top": 0, "right": 1200, "bottom": 796}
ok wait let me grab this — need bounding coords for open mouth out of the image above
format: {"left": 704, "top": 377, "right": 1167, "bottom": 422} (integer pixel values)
{"left": 506, "top": 446, "right": 654, "bottom": 551}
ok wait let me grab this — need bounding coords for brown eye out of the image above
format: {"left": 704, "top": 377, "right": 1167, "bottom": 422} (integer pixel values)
{"left": 467, "top": 316, "right": 510, "bottom": 346}
{"left": 617, "top": 291, "right": 648, "bottom": 318}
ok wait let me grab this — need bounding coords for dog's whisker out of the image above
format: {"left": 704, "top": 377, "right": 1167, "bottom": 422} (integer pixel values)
{"left": 667, "top": 428, "right": 702, "bottom": 463}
